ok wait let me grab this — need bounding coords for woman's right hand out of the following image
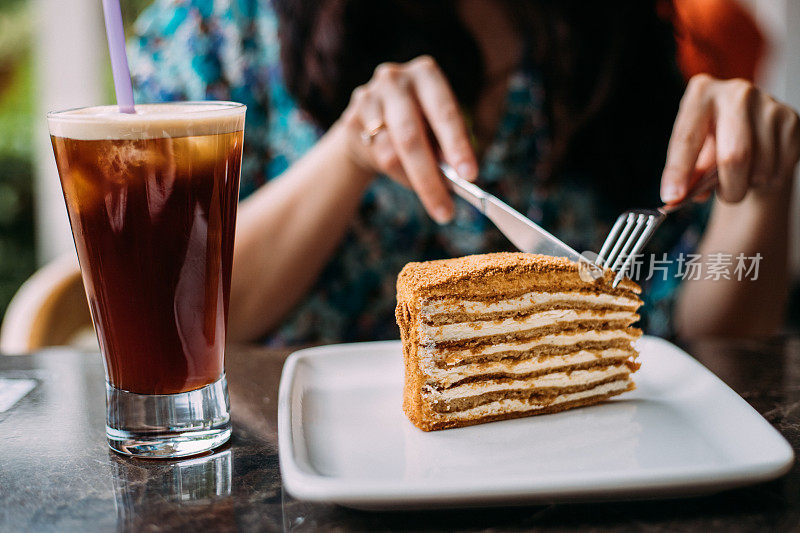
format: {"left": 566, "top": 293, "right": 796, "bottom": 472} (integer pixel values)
{"left": 338, "top": 55, "right": 479, "bottom": 224}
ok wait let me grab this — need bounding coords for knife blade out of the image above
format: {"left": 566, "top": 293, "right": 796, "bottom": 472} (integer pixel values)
{"left": 439, "top": 163, "right": 601, "bottom": 277}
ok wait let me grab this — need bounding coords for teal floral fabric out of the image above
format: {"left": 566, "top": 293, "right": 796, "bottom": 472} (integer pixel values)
{"left": 129, "top": 0, "right": 706, "bottom": 343}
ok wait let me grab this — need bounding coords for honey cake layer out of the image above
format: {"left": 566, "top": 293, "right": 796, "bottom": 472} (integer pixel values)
{"left": 425, "top": 329, "right": 641, "bottom": 366}
{"left": 420, "top": 309, "right": 640, "bottom": 344}
{"left": 419, "top": 347, "right": 636, "bottom": 388}
{"left": 424, "top": 364, "right": 631, "bottom": 413}
{"left": 427, "top": 321, "right": 641, "bottom": 351}
{"left": 422, "top": 290, "right": 641, "bottom": 326}
{"left": 420, "top": 380, "right": 634, "bottom": 429}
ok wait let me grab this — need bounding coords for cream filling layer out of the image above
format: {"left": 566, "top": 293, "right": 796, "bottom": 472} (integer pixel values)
{"left": 420, "top": 348, "right": 632, "bottom": 387}
{"left": 419, "top": 309, "right": 639, "bottom": 343}
{"left": 424, "top": 364, "right": 630, "bottom": 402}
{"left": 433, "top": 379, "right": 631, "bottom": 421}
{"left": 423, "top": 329, "right": 639, "bottom": 364}
{"left": 422, "top": 290, "right": 640, "bottom": 317}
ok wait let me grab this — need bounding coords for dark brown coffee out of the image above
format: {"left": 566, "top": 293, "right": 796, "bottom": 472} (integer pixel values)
{"left": 51, "top": 131, "right": 243, "bottom": 394}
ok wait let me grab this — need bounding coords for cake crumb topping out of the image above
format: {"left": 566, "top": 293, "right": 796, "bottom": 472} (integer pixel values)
{"left": 397, "top": 252, "right": 640, "bottom": 302}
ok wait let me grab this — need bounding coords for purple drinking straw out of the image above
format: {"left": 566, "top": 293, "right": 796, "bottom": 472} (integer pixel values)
{"left": 101, "top": 0, "right": 135, "bottom": 114}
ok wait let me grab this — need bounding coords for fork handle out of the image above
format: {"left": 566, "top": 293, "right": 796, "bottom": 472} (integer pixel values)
{"left": 660, "top": 168, "right": 719, "bottom": 214}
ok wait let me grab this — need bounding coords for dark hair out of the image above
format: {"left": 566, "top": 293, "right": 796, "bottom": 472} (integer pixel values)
{"left": 274, "top": 1, "right": 485, "bottom": 128}
{"left": 274, "top": 0, "right": 685, "bottom": 207}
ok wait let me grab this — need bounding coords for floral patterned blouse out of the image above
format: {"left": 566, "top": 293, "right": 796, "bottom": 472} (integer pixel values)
{"left": 129, "top": 0, "right": 707, "bottom": 343}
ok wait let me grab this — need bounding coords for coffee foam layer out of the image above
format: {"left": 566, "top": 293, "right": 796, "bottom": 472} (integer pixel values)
{"left": 48, "top": 103, "right": 245, "bottom": 140}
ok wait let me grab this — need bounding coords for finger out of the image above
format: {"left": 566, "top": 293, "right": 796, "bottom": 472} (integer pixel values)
{"left": 750, "top": 95, "right": 779, "bottom": 188}
{"left": 352, "top": 85, "right": 382, "bottom": 132}
{"left": 777, "top": 106, "right": 800, "bottom": 183}
{"left": 371, "top": 129, "right": 411, "bottom": 187}
{"left": 380, "top": 76, "right": 454, "bottom": 223}
{"left": 408, "top": 56, "right": 478, "bottom": 181}
{"left": 354, "top": 88, "right": 407, "bottom": 183}
{"left": 714, "top": 81, "right": 754, "bottom": 203}
{"left": 695, "top": 135, "right": 716, "bottom": 175}
{"left": 687, "top": 137, "right": 716, "bottom": 204}
{"left": 370, "top": 128, "right": 410, "bottom": 187}
{"left": 693, "top": 190, "right": 713, "bottom": 203}
{"left": 661, "top": 74, "right": 715, "bottom": 203}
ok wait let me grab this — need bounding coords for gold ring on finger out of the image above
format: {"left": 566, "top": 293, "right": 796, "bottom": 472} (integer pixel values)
{"left": 360, "top": 122, "right": 386, "bottom": 146}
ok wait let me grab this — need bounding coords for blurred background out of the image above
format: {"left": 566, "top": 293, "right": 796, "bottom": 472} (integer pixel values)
{"left": 0, "top": 0, "right": 150, "bottom": 322}
{"left": 0, "top": 0, "right": 799, "bottom": 324}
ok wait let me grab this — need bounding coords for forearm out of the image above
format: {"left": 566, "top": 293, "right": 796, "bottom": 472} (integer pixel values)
{"left": 228, "top": 124, "right": 373, "bottom": 342}
{"left": 674, "top": 184, "right": 792, "bottom": 339}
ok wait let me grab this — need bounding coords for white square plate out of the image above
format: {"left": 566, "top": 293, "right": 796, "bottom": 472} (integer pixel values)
{"left": 277, "top": 336, "right": 794, "bottom": 509}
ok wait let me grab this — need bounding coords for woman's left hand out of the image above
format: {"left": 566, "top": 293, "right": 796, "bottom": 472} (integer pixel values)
{"left": 661, "top": 73, "right": 800, "bottom": 204}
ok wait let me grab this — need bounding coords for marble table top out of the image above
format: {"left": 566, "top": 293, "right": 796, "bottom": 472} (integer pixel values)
{"left": 1, "top": 338, "right": 799, "bottom": 532}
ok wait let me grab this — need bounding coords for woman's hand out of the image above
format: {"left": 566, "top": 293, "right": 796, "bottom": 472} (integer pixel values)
{"left": 338, "top": 55, "right": 479, "bottom": 223}
{"left": 661, "top": 73, "right": 800, "bottom": 204}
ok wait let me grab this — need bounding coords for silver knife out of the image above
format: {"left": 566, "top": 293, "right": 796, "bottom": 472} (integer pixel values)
{"left": 439, "top": 163, "right": 602, "bottom": 277}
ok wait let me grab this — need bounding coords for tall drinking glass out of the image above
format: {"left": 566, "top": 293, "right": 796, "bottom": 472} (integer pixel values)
{"left": 47, "top": 102, "right": 246, "bottom": 458}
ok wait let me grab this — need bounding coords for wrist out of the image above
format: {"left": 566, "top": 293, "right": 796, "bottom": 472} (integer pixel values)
{"left": 711, "top": 181, "right": 792, "bottom": 227}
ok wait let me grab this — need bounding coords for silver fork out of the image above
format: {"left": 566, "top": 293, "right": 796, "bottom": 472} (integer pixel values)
{"left": 597, "top": 169, "right": 719, "bottom": 287}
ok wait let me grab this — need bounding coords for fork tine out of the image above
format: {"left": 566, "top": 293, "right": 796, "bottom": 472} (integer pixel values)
{"left": 610, "top": 214, "right": 647, "bottom": 272}
{"left": 596, "top": 214, "right": 626, "bottom": 267}
{"left": 603, "top": 213, "right": 636, "bottom": 269}
{"left": 612, "top": 214, "right": 660, "bottom": 287}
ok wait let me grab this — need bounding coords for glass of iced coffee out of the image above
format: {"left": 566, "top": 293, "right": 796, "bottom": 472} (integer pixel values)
{"left": 47, "top": 102, "right": 245, "bottom": 458}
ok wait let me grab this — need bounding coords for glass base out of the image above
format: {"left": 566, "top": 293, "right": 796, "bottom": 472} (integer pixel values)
{"left": 106, "top": 375, "right": 231, "bottom": 458}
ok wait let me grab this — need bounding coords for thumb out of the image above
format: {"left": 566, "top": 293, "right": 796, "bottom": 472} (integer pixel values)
{"left": 688, "top": 136, "right": 716, "bottom": 203}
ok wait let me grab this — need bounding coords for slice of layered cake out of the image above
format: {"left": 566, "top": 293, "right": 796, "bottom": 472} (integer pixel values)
{"left": 396, "top": 252, "right": 642, "bottom": 431}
